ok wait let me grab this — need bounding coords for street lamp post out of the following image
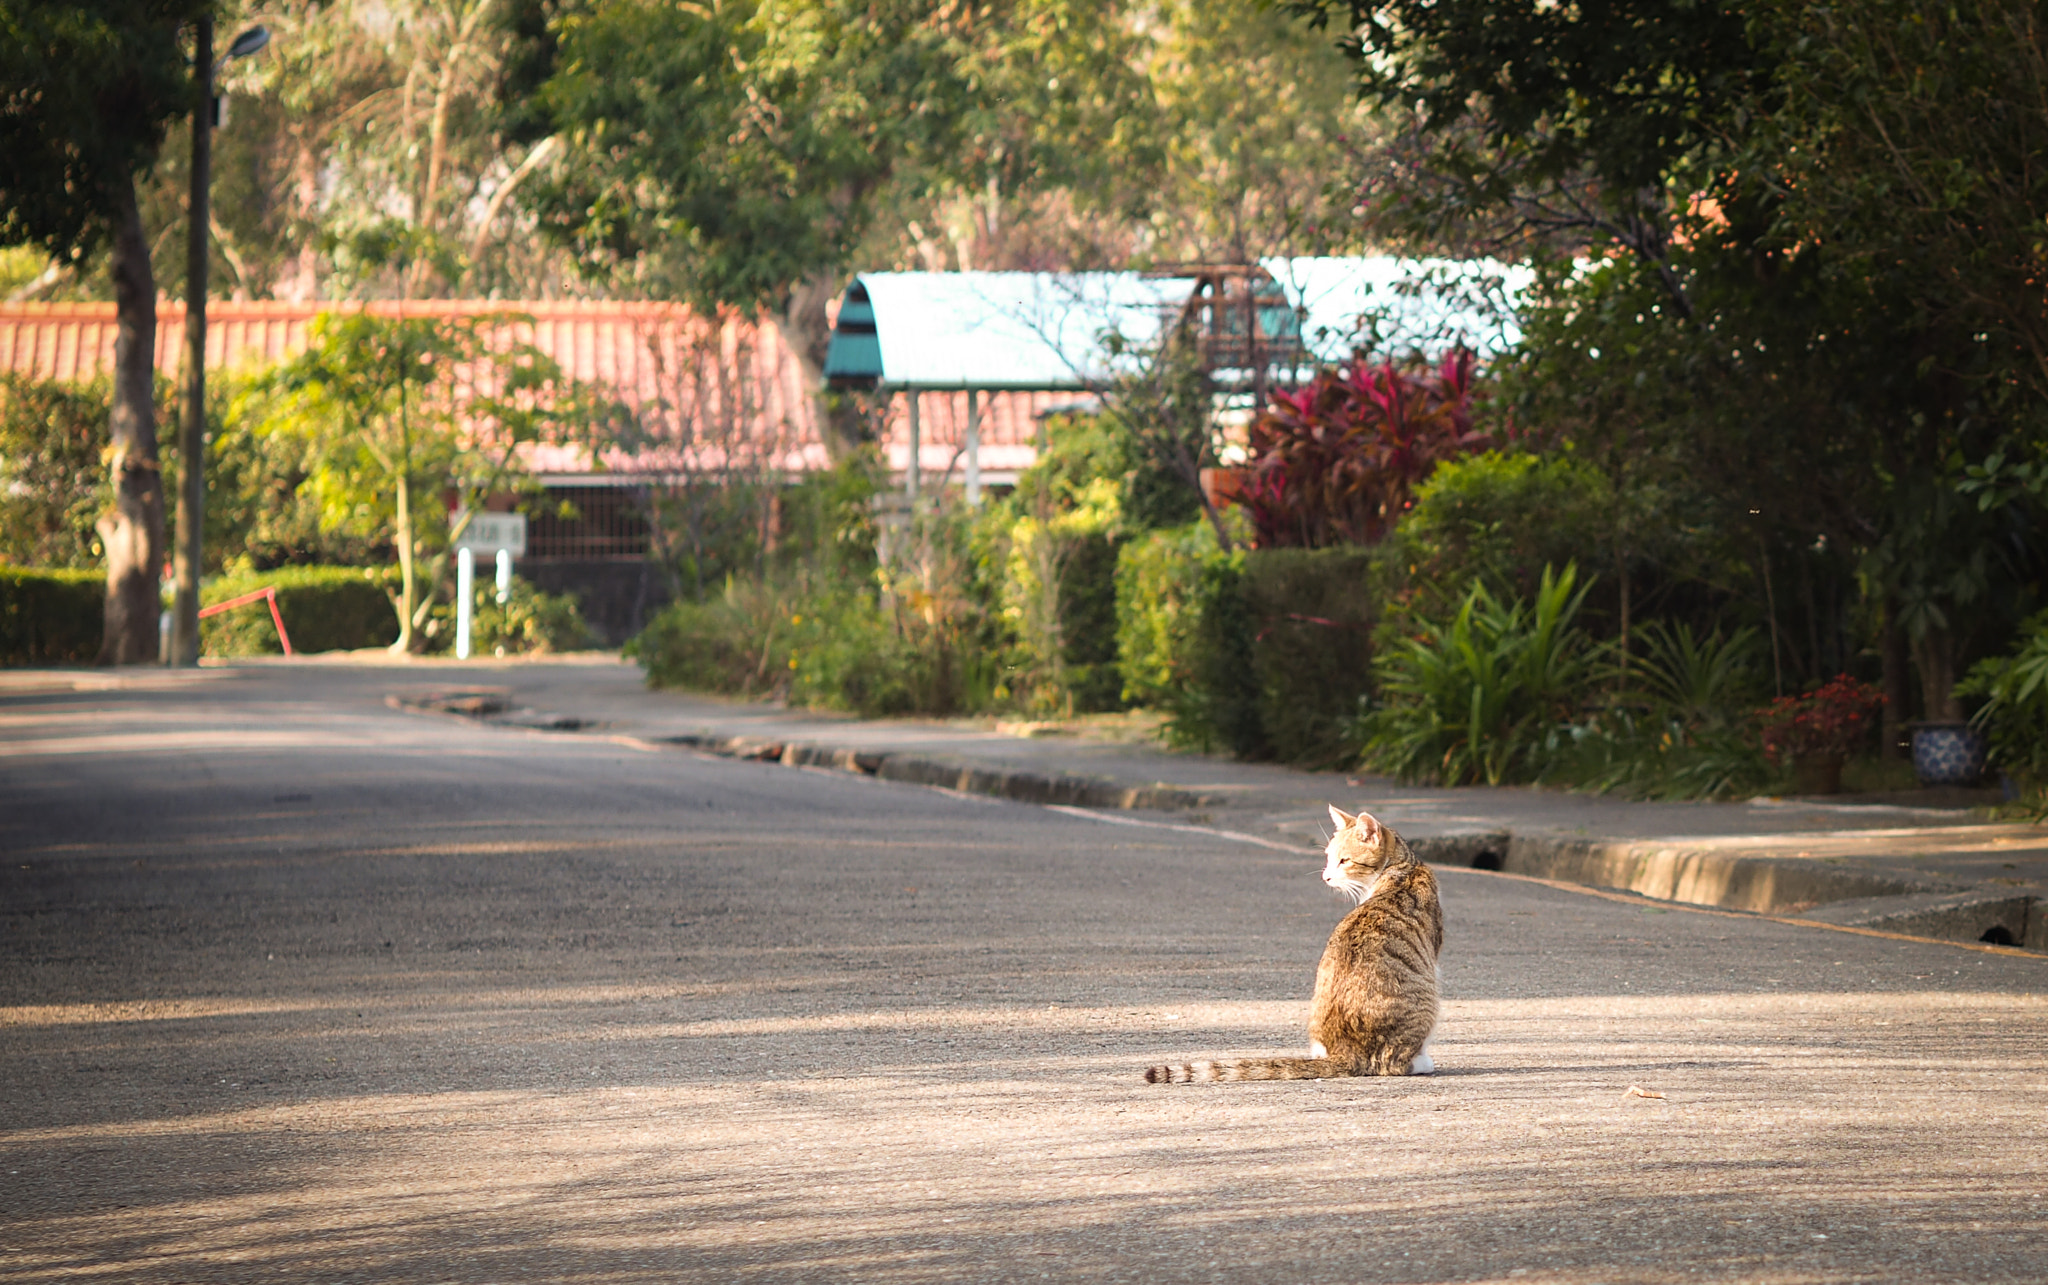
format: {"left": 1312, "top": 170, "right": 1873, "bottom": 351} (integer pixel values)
{"left": 168, "top": 21, "right": 268, "bottom": 667}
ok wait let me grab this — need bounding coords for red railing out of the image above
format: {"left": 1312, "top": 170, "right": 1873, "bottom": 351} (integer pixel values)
{"left": 196, "top": 586, "right": 294, "bottom": 656}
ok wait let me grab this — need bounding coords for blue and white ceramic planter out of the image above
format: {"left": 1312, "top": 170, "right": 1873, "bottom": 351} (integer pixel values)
{"left": 1911, "top": 722, "right": 1988, "bottom": 786}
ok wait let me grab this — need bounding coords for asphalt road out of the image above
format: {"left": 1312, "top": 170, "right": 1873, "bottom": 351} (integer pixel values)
{"left": 4, "top": 666, "right": 2047, "bottom": 1283}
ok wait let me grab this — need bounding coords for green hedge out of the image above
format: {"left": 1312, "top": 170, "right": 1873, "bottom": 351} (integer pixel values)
{"left": 202, "top": 566, "right": 399, "bottom": 656}
{"left": 1241, "top": 547, "right": 1378, "bottom": 766}
{"left": 1115, "top": 532, "right": 1376, "bottom": 764}
{"left": 0, "top": 567, "right": 103, "bottom": 665}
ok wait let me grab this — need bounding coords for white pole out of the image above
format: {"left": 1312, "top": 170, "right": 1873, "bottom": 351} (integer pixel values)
{"left": 456, "top": 546, "right": 474, "bottom": 660}
{"left": 965, "top": 388, "right": 981, "bottom": 507}
{"left": 905, "top": 389, "right": 920, "bottom": 504}
{"left": 494, "top": 547, "right": 512, "bottom": 604}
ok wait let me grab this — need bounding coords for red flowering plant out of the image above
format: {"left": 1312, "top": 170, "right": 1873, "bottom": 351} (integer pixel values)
{"left": 1239, "top": 349, "right": 1489, "bottom": 548}
{"left": 1756, "top": 675, "right": 1885, "bottom": 763}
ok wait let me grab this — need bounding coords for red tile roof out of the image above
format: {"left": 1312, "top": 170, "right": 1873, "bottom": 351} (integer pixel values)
{"left": 0, "top": 300, "right": 1053, "bottom": 481}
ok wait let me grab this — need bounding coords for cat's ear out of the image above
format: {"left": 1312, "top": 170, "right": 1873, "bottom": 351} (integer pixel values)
{"left": 1328, "top": 804, "right": 1355, "bottom": 829}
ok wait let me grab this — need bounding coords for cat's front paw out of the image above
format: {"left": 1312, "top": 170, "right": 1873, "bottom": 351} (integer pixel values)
{"left": 1408, "top": 1052, "right": 1436, "bottom": 1075}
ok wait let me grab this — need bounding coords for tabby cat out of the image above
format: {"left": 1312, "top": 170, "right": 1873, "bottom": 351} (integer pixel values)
{"left": 1144, "top": 805, "right": 1443, "bottom": 1083}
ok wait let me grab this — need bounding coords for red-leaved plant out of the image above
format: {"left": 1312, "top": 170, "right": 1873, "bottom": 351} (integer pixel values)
{"left": 1756, "top": 675, "right": 1885, "bottom": 762}
{"left": 1239, "top": 349, "right": 1488, "bottom": 548}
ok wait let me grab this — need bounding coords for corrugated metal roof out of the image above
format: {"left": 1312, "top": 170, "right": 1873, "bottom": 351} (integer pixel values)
{"left": 825, "top": 272, "right": 1195, "bottom": 391}
{"left": 824, "top": 258, "right": 1529, "bottom": 392}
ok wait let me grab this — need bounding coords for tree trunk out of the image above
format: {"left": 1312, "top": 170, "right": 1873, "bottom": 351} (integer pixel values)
{"left": 96, "top": 176, "right": 166, "bottom": 666}
{"left": 1911, "top": 625, "right": 1963, "bottom": 722}
{"left": 1881, "top": 595, "right": 1910, "bottom": 756}
{"left": 784, "top": 271, "right": 866, "bottom": 461}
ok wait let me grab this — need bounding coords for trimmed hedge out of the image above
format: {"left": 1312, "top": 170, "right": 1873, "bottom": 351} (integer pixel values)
{"left": 0, "top": 567, "right": 103, "bottom": 665}
{"left": 1115, "top": 533, "right": 1376, "bottom": 764}
{"left": 1241, "top": 547, "right": 1377, "bottom": 766}
{"left": 202, "top": 566, "right": 399, "bottom": 656}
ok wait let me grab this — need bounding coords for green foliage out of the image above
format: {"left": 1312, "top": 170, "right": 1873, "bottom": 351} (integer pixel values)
{"left": 1630, "top": 621, "right": 1764, "bottom": 729}
{"left": 1535, "top": 714, "right": 1775, "bottom": 802}
{"left": 633, "top": 469, "right": 996, "bottom": 718}
{"left": 252, "top": 310, "right": 621, "bottom": 649}
{"left": 633, "top": 564, "right": 995, "bottom": 718}
{"left": 1241, "top": 547, "right": 1379, "bottom": 766}
{"left": 422, "top": 577, "right": 592, "bottom": 655}
{"left": 1296, "top": 0, "right": 1761, "bottom": 209}
{"left": 1380, "top": 450, "right": 1614, "bottom": 615}
{"left": 1357, "top": 564, "right": 1596, "bottom": 785}
{"left": 196, "top": 383, "right": 387, "bottom": 572}
{"left": 199, "top": 567, "right": 400, "bottom": 657}
{"left": 1114, "top": 520, "right": 1229, "bottom": 715}
{"left": 1533, "top": 622, "right": 1773, "bottom": 801}
{"left": 1242, "top": 351, "right": 1486, "bottom": 549}
{"left": 0, "top": 1, "right": 200, "bottom": 257}
{"left": 1762, "top": 0, "right": 2048, "bottom": 420}
{"left": 996, "top": 422, "right": 1127, "bottom": 714}
{"left": 529, "top": 0, "right": 982, "bottom": 308}
{"left": 631, "top": 574, "right": 790, "bottom": 696}
{"left": 1959, "top": 610, "right": 2048, "bottom": 790}
{"left": 1114, "top": 526, "right": 1371, "bottom": 762}
{"left": 0, "top": 566, "right": 102, "bottom": 665}
{"left": 0, "top": 375, "right": 109, "bottom": 568}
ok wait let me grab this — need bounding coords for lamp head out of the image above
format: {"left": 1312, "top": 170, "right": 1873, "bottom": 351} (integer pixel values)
{"left": 225, "top": 26, "right": 269, "bottom": 60}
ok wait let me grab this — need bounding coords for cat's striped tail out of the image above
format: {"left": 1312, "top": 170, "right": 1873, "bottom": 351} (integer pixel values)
{"left": 1143, "top": 1054, "right": 1394, "bottom": 1083}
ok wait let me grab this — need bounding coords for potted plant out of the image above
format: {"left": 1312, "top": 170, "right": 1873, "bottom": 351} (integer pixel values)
{"left": 1756, "top": 675, "right": 1885, "bottom": 795}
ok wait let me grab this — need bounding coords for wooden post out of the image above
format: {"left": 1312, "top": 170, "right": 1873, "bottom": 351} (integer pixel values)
{"left": 964, "top": 388, "right": 981, "bottom": 506}
{"left": 905, "top": 389, "right": 920, "bottom": 504}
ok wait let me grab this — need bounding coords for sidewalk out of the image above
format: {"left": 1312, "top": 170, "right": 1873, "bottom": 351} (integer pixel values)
{"left": 355, "top": 655, "right": 2042, "bottom": 952}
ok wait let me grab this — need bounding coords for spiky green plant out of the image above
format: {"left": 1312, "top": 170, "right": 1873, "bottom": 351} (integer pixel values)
{"left": 1357, "top": 563, "right": 1596, "bottom": 785}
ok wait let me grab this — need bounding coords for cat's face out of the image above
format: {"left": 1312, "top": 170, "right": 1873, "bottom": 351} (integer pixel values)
{"left": 1321, "top": 805, "right": 1404, "bottom": 904}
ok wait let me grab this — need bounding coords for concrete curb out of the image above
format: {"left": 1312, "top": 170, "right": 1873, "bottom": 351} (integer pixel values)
{"left": 1482, "top": 834, "right": 1948, "bottom": 914}
{"left": 388, "top": 691, "right": 2047, "bottom": 952}
{"left": 659, "top": 733, "right": 1225, "bottom": 812}
{"left": 1801, "top": 887, "right": 2044, "bottom": 950}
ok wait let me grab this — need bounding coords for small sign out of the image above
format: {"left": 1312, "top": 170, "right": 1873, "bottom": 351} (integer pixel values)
{"left": 452, "top": 511, "right": 527, "bottom": 557}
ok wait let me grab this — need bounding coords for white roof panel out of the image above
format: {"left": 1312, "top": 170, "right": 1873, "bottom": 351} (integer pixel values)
{"left": 1263, "top": 256, "right": 1533, "bottom": 360}
{"left": 858, "top": 271, "right": 1195, "bottom": 391}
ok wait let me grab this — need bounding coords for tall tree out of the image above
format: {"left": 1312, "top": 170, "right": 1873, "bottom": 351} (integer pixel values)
{"left": 1, "top": 0, "right": 204, "bottom": 662}
{"left": 517, "top": 0, "right": 985, "bottom": 417}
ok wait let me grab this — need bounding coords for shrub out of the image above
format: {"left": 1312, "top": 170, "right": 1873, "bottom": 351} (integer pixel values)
{"left": 1115, "top": 521, "right": 1254, "bottom": 751}
{"left": 1756, "top": 674, "right": 1885, "bottom": 764}
{"left": 0, "top": 376, "right": 109, "bottom": 569}
{"left": 1958, "top": 610, "right": 2048, "bottom": 796}
{"left": 1239, "top": 350, "right": 1488, "bottom": 549}
{"left": 1533, "top": 622, "right": 1774, "bottom": 800}
{"left": 201, "top": 566, "right": 399, "bottom": 656}
{"left": 998, "top": 474, "right": 1124, "bottom": 715}
{"left": 0, "top": 567, "right": 102, "bottom": 665}
{"left": 1241, "top": 547, "right": 1378, "bottom": 765}
{"left": 1114, "top": 529, "right": 1373, "bottom": 762}
{"left": 420, "top": 577, "right": 593, "bottom": 655}
{"left": 633, "top": 563, "right": 997, "bottom": 718}
{"left": 1379, "top": 451, "right": 1613, "bottom": 615}
{"left": 1535, "top": 713, "right": 1776, "bottom": 801}
{"left": 1356, "top": 564, "right": 1597, "bottom": 784}
{"left": 631, "top": 574, "right": 792, "bottom": 695}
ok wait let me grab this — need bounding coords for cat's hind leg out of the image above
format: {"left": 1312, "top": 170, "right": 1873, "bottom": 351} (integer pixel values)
{"left": 1408, "top": 1012, "right": 1442, "bottom": 1075}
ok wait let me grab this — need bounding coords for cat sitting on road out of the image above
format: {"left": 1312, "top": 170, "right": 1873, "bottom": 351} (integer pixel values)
{"left": 1144, "top": 805, "right": 1443, "bottom": 1083}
